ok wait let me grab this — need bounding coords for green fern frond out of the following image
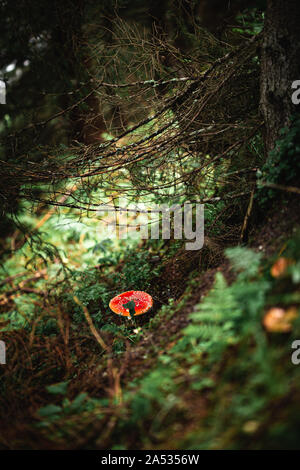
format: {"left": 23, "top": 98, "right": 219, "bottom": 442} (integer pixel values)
{"left": 225, "top": 246, "right": 262, "bottom": 280}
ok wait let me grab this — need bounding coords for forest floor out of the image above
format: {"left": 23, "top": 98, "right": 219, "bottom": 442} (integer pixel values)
{"left": 115, "top": 195, "right": 300, "bottom": 449}
{"left": 1, "top": 194, "right": 300, "bottom": 449}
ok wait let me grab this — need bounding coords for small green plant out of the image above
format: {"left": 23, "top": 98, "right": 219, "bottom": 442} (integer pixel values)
{"left": 37, "top": 381, "right": 99, "bottom": 427}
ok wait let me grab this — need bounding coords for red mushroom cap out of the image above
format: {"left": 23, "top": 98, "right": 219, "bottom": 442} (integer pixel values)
{"left": 109, "top": 290, "right": 153, "bottom": 317}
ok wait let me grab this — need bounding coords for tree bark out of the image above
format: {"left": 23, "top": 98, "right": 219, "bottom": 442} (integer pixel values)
{"left": 260, "top": 0, "right": 300, "bottom": 156}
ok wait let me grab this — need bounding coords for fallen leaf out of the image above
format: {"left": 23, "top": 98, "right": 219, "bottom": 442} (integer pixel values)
{"left": 271, "top": 257, "right": 293, "bottom": 278}
{"left": 263, "top": 306, "right": 298, "bottom": 333}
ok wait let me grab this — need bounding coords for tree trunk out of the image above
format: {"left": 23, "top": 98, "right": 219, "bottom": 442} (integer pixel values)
{"left": 260, "top": 0, "right": 300, "bottom": 156}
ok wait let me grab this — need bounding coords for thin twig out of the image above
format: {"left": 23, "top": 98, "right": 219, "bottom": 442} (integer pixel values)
{"left": 73, "top": 295, "right": 108, "bottom": 351}
{"left": 259, "top": 181, "right": 300, "bottom": 195}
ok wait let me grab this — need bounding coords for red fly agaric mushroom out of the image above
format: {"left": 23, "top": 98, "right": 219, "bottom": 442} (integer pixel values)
{"left": 109, "top": 290, "right": 153, "bottom": 317}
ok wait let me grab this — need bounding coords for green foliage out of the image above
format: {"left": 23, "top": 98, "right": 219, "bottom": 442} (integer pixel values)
{"left": 46, "top": 381, "right": 69, "bottom": 396}
{"left": 184, "top": 273, "right": 241, "bottom": 354}
{"left": 37, "top": 392, "right": 91, "bottom": 426}
{"left": 116, "top": 241, "right": 300, "bottom": 449}
{"left": 38, "top": 380, "right": 102, "bottom": 428}
{"left": 257, "top": 115, "right": 300, "bottom": 204}
{"left": 225, "top": 246, "right": 262, "bottom": 279}
{"left": 183, "top": 249, "right": 269, "bottom": 362}
{"left": 285, "top": 230, "right": 300, "bottom": 260}
{"left": 129, "top": 367, "right": 179, "bottom": 425}
{"left": 290, "top": 262, "right": 300, "bottom": 284}
{"left": 125, "top": 246, "right": 271, "bottom": 430}
{"left": 120, "top": 249, "right": 159, "bottom": 291}
{"left": 234, "top": 8, "right": 265, "bottom": 36}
